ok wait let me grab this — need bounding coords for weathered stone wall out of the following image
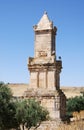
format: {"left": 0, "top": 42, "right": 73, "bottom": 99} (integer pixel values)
{"left": 35, "top": 33, "right": 52, "bottom": 57}
{"left": 28, "top": 60, "right": 62, "bottom": 91}
{"left": 30, "top": 70, "right": 56, "bottom": 90}
{"left": 23, "top": 88, "right": 66, "bottom": 120}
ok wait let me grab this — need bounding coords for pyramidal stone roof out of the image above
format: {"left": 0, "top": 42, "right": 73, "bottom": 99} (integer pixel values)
{"left": 34, "top": 12, "right": 53, "bottom": 31}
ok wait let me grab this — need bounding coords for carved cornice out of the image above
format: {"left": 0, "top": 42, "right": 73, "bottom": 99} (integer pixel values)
{"left": 35, "top": 28, "right": 57, "bottom": 35}
{"left": 28, "top": 63, "right": 56, "bottom": 71}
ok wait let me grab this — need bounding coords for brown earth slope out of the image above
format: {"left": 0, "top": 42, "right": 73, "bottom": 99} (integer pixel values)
{"left": 8, "top": 84, "right": 84, "bottom": 98}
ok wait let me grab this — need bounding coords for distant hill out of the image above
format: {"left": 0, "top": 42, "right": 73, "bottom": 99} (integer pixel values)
{"left": 8, "top": 83, "right": 84, "bottom": 98}
{"left": 61, "top": 86, "right": 84, "bottom": 98}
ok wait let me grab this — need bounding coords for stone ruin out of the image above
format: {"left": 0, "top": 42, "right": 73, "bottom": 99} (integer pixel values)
{"left": 25, "top": 12, "right": 66, "bottom": 121}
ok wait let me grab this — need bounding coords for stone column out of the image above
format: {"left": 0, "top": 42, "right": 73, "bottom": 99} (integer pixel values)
{"left": 47, "top": 71, "right": 56, "bottom": 90}
{"left": 38, "top": 71, "right": 47, "bottom": 89}
{"left": 30, "top": 71, "right": 38, "bottom": 88}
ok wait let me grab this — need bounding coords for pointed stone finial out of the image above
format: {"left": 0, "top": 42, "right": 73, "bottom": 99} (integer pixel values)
{"left": 34, "top": 12, "right": 54, "bottom": 31}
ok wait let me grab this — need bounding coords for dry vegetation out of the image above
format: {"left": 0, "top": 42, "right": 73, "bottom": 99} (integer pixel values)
{"left": 57, "top": 111, "right": 84, "bottom": 130}
{"left": 57, "top": 121, "right": 84, "bottom": 130}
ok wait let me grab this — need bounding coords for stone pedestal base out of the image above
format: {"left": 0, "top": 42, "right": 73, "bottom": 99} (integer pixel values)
{"left": 23, "top": 88, "right": 66, "bottom": 120}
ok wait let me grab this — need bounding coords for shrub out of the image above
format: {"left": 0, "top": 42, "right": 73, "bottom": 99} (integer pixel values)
{"left": 66, "top": 96, "right": 84, "bottom": 117}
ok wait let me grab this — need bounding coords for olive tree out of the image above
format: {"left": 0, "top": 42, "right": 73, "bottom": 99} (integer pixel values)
{"left": 16, "top": 99, "right": 49, "bottom": 130}
{"left": 0, "top": 82, "right": 49, "bottom": 130}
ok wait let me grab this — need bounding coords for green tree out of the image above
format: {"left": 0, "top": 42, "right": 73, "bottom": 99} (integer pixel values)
{"left": 15, "top": 100, "right": 27, "bottom": 130}
{"left": 0, "top": 82, "right": 18, "bottom": 130}
{"left": 66, "top": 96, "right": 84, "bottom": 117}
{"left": 16, "top": 99, "right": 49, "bottom": 130}
{"left": 0, "top": 82, "right": 49, "bottom": 130}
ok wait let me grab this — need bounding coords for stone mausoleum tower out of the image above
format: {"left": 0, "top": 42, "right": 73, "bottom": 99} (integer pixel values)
{"left": 27, "top": 12, "right": 66, "bottom": 120}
